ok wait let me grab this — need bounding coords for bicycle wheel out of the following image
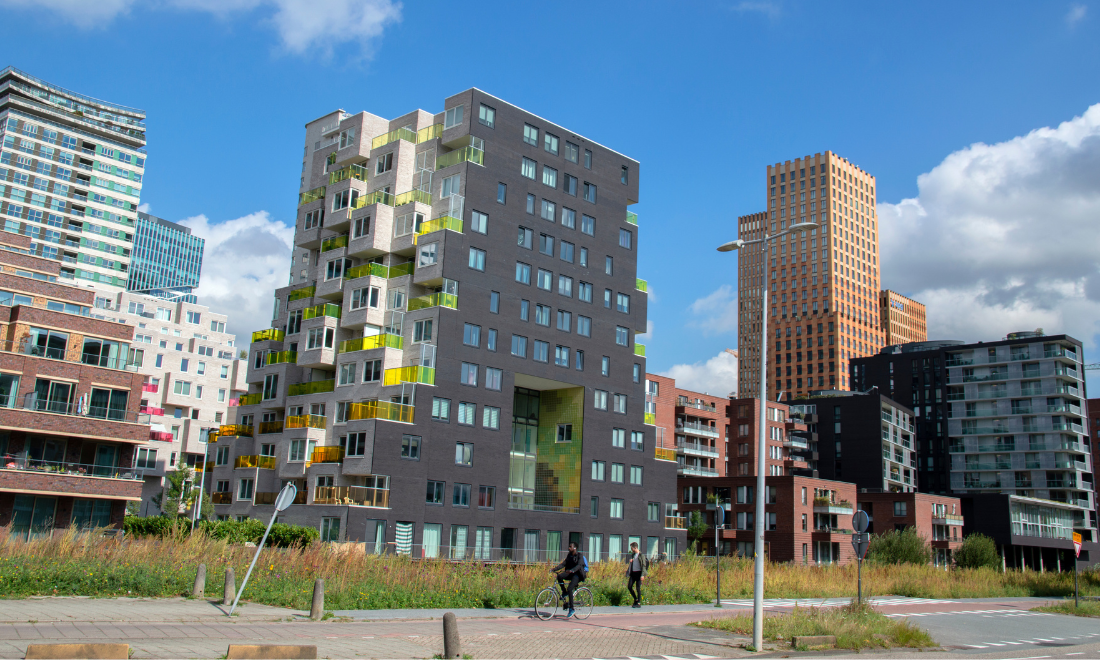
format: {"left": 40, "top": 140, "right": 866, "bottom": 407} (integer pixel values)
{"left": 534, "top": 587, "right": 559, "bottom": 620}
{"left": 572, "top": 586, "right": 594, "bottom": 620}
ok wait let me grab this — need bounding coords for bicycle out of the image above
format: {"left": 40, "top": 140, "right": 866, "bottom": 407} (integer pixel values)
{"left": 535, "top": 574, "right": 593, "bottom": 620}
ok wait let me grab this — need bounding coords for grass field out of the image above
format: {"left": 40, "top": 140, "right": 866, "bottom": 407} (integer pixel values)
{"left": 1, "top": 527, "right": 1097, "bottom": 610}
{"left": 1031, "top": 599, "right": 1100, "bottom": 617}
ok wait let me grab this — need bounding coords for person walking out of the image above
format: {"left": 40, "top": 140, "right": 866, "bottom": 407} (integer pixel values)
{"left": 624, "top": 541, "right": 649, "bottom": 608}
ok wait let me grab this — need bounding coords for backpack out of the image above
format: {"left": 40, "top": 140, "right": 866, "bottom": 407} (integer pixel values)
{"left": 581, "top": 555, "right": 589, "bottom": 575}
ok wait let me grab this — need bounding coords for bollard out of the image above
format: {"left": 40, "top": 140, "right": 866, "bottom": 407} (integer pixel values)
{"left": 224, "top": 567, "right": 236, "bottom": 606}
{"left": 442, "top": 612, "right": 460, "bottom": 659}
{"left": 193, "top": 564, "right": 207, "bottom": 598}
{"left": 309, "top": 579, "right": 325, "bottom": 621}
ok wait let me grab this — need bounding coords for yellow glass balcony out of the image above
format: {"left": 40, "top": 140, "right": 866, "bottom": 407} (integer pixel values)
{"left": 328, "top": 163, "right": 368, "bottom": 185}
{"left": 252, "top": 328, "right": 285, "bottom": 343}
{"left": 286, "top": 414, "right": 326, "bottom": 430}
{"left": 238, "top": 393, "right": 262, "bottom": 406}
{"left": 636, "top": 278, "right": 648, "bottom": 293}
{"left": 644, "top": 412, "right": 656, "bottom": 425}
{"left": 302, "top": 303, "right": 341, "bottom": 320}
{"left": 219, "top": 424, "right": 253, "bottom": 437}
{"left": 212, "top": 492, "right": 232, "bottom": 504}
{"left": 388, "top": 261, "right": 414, "bottom": 278}
{"left": 339, "top": 334, "right": 404, "bottom": 353}
{"left": 407, "top": 292, "right": 458, "bottom": 311}
{"left": 626, "top": 211, "right": 638, "bottom": 226}
{"left": 417, "top": 124, "right": 443, "bottom": 143}
{"left": 258, "top": 420, "right": 284, "bottom": 434}
{"left": 347, "top": 262, "right": 388, "bottom": 280}
{"left": 235, "top": 455, "right": 277, "bottom": 469}
{"left": 353, "top": 189, "right": 394, "bottom": 209}
{"left": 383, "top": 365, "right": 435, "bottom": 386}
{"left": 266, "top": 351, "right": 297, "bottom": 365}
{"left": 634, "top": 343, "right": 646, "bottom": 357}
{"left": 310, "top": 446, "right": 345, "bottom": 464}
{"left": 415, "top": 215, "right": 462, "bottom": 238}
{"left": 664, "top": 515, "right": 686, "bottom": 529}
{"left": 394, "top": 189, "right": 432, "bottom": 206}
{"left": 288, "top": 379, "right": 336, "bottom": 397}
{"left": 348, "top": 400, "right": 414, "bottom": 423}
{"left": 320, "top": 234, "right": 349, "bottom": 252}
{"left": 655, "top": 447, "right": 677, "bottom": 462}
{"left": 298, "top": 186, "right": 326, "bottom": 206}
{"left": 371, "top": 127, "right": 418, "bottom": 150}
{"left": 287, "top": 286, "right": 315, "bottom": 302}
{"left": 314, "top": 485, "right": 390, "bottom": 508}
{"left": 436, "top": 146, "right": 484, "bottom": 170}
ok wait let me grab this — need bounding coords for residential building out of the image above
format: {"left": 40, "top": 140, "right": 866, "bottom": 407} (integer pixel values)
{"left": 214, "top": 90, "right": 684, "bottom": 559}
{"left": 880, "top": 290, "right": 926, "bottom": 346}
{"left": 0, "top": 229, "right": 149, "bottom": 537}
{"left": 103, "top": 291, "right": 247, "bottom": 515}
{"left": 127, "top": 212, "right": 204, "bottom": 303}
{"left": 851, "top": 332, "right": 1098, "bottom": 567}
{"left": 679, "top": 474, "right": 857, "bottom": 564}
{"left": 790, "top": 390, "right": 917, "bottom": 493}
{"left": 1090, "top": 398, "right": 1100, "bottom": 527}
{"left": 855, "top": 491, "right": 963, "bottom": 566}
{"left": 726, "top": 397, "right": 816, "bottom": 478}
{"left": 645, "top": 373, "right": 725, "bottom": 477}
{"left": 0, "top": 67, "right": 146, "bottom": 292}
{"left": 737, "top": 153, "right": 885, "bottom": 402}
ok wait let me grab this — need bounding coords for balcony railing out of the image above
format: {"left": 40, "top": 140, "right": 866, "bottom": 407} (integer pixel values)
{"left": 395, "top": 189, "right": 432, "bottom": 207}
{"left": 142, "top": 382, "right": 159, "bottom": 393}
{"left": 644, "top": 412, "right": 656, "bottom": 425}
{"left": 655, "top": 447, "right": 677, "bottom": 462}
{"left": 288, "top": 286, "right": 315, "bottom": 302}
{"left": 677, "top": 464, "right": 718, "bottom": 476}
{"left": 8, "top": 339, "right": 140, "bottom": 373}
{"left": 149, "top": 431, "right": 173, "bottom": 442}
{"left": 963, "top": 479, "right": 1002, "bottom": 489}
{"left": 288, "top": 379, "right": 336, "bottom": 397}
{"left": 383, "top": 366, "right": 435, "bottom": 386}
{"left": 675, "top": 439, "right": 719, "bottom": 457}
{"left": 139, "top": 405, "right": 164, "bottom": 416}
{"left": 303, "top": 303, "right": 341, "bottom": 320}
{"left": 286, "top": 414, "right": 326, "bottom": 430}
{"left": 320, "top": 234, "right": 349, "bottom": 252}
{"left": 238, "top": 393, "right": 262, "bottom": 406}
{"left": 252, "top": 328, "right": 285, "bottom": 343}
{"left": 266, "top": 351, "right": 297, "bottom": 365}
{"left": 340, "top": 334, "right": 404, "bottom": 353}
{"left": 313, "top": 485, "right": 390, "bottom": 508}
{"left": 415, "top": 215, "right": 462, "bottom": 238}
{"left": 219, "top": 424, "right": 253, "bottom": 437}
{"left": 417, "top": 124, "right": 443, "bottom": 143}
{"left": 635, "top": 278, "right": 648, "bottom": 293}
{"left": 0, "top": 457, "right": 143, "bottom": 480}
{"left": 328, "top": 163, "right": 368, "bottom": 185}
{"left": 235, "top": 455, "right": 276, "bottom": 469}
{"left": 945, "top": 357, "right": 974, "bottom": 367}
{"left": 407, "top": 292, "right": 458, "bottom": 311}
{"left": 348, "top": 400, "right": 414, "bottom": 423}
{"left": 964, "top": 461, "right": 1011, "bottom": 471}
{"left": 626, "top": 211, "right": 638, "bottom": 226}
{"left": 211, "top": 492, "right": 232, "bottom": 504}
{"left": 677, "top": 399, "right": 717, "bottom": 412}
{"left": 664, "top": 515, "right": 686, "bottom": 529}
{"left": 634, "top": 344, "right": 646, "bottom": 357}
{"left": 255, "top": 490, "right": 306, "bottom": 505}
{"left": 371, "top": 127, "right": 418, "bottom": 150}
{"left": 353, "top": 189, "right": 395, "bottom": 209}
{"left": 310, "top": 447, "right": 344, "bottom": 464}
{"left": 436, "top": 145, "right": 484, "bottom": 170}
{"left": 298, "top": 186, "right": 326, "bottom": 206}
{"left": 346, "top": 261, "right": 414, "bottom": 280}
{"left": 18, "top": 394, "right": 147, "bottom": 424}
{"left": 258, "top": 420, "right": 284, "bottom": 434}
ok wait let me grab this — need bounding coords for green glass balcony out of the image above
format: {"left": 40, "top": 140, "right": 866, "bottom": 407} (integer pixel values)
{"left": 645, "top": 412, "right": 656, "bottom": 425}
{"left": 626, "top": 211, "right": 638, "bottom": 226}
{"left": 287, "top": 285, "right": 315, "bottom": 302}
{"left": 436, "top": 146, "right": 484, "bottom": 170}
{"left": 353, "top": 189, "right": 395, "bottom": 209}
{"left": 328, "top": 163, "right": 368, "bottom": 185}
{"left": 302, "top": 303, "right": 341, "bottom": 320}
{"left": 252, "top": 328, "right": 285, "bottom": 343}
{"left": 339, "top": 334, "right": 404, "bottom": 353}
{"left": 415, "top": 216, "right": 463, "bottom": 238}
{"left": 298, "top": 186, "right": 326, "bottom": 206}
{"left": 238, "top": 393, "right": 262, "bottom": 406}
{"left": 634, "top": 343, "right": 646, "bottom": 357}
{"left": 417, "top": 124, "right": 443, "bottom": 143}
{"left": 388, "top": 261, "right": 414, "bottom": 278}
{"left": 636, "top": 278, "right": 648, "bottom": 293}
{"left": 266, "top": 351, "right": 297, "bottom": 365}
{"left": 371, "top": 127, "right": 418, "bottom": 150}
{"left": 407, "top": 292, "right": 458, "bottom": 311}
{"left": 394, "top": 189, "right": 432, "bottom": 207}
{"left": 288, "top": 379, "right": 336, "bottom": 397}
{"left": 347, "top": 262, "right": 388, "bottom": 280}
{"left": 383, "top": 365, "right": 435, "bottom": 386}
{"left": 320, "top": 234, "right": 349, "bottom": 252}
{"left": 349, "top": 400, "right": 414, "bottom": 423}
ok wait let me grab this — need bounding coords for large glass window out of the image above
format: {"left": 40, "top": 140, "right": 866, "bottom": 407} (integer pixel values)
{"left": 26, "top": 327, "right": 69, "bottom": 360}
{"left": 82, "top": 337, "right": 129, "bottom": 369}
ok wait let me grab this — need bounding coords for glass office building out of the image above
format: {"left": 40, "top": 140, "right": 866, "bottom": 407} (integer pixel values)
{"left": 126, "top": 211, "right": 204, "bottom": 303}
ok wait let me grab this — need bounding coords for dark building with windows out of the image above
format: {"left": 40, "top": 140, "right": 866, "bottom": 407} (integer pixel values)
{"left": 851, "top": 333, "right": 1098, "bottom": 568}
{"left": 211, "top": 89, "right": 685, "bottom": 560}
{"left": 126, "top": 212, "right": 204, "bottom": 303}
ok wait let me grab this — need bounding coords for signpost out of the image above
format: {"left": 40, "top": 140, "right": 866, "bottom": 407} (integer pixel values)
{"left": 1073, "top": 532, "right": 1082, "bottom": 607}
{"left": 715, "top": 502, "right": 725, "bottom": 608}
{"left": 851, "top": 510, "right": 871, "bottom": 604}
{"left": 228, "top": 483, "right": 297, "bottom": 616}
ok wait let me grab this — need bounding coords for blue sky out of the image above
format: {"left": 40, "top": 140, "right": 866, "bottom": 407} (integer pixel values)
{"left": 3, "top": 0, "right": 1099, "bottom": 393}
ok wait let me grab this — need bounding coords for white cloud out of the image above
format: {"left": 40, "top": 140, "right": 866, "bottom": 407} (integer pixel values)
{"left": 178, "top": 211, "right": 294, "bottom": 341}
{"left": 662, "top": 349, "right": 740, "bottom": 397}
{"left": 137, "top": 202, "right": 152, "bottom": 213}
{"left": 0, "top": 0, "right": 402, "bottom": 57}
{"left": 1066, "top": 3, "right": 1087, "bottom": 25}
{"left": 687, "top": 284, "right": 738, "bottom": 336}
{"left": 878, "top": 103, "right": 1100, "bottom": 351}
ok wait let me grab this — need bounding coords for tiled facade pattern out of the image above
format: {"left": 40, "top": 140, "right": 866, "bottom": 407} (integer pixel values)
{"left": 880, "top": 289, "right": 927, "bottom": 346}
{"left": 127, "top": 212, "right": 204, "bottom": 303}
{"left": 0, "top": 67, "right": 145, "bottom": 292}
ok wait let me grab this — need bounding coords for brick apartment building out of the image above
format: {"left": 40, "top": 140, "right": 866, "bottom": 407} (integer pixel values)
{"left": 0, "top": 231, "right": 151, "bottom": 537}
{"left": 645, "top": 373, "right": 726, "bottom": 477}
{"left": 856, "top": 491, "right": 963, "bottom": 566}
{"left": 726, "top": 397, "right": 817, "bottom": 478}
{"left": 1090, "top": 398, "right": 1100, "bottom": 529}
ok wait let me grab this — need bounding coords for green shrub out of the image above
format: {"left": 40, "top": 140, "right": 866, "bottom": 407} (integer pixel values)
{"left": 867, "top": 526, "right": 931, "bottom": 565}
{"left": 123, "top": 517, "right": 315, "bottom": 547}
{"left": 954, "top": 533, "right": 1000, "bottom": 569}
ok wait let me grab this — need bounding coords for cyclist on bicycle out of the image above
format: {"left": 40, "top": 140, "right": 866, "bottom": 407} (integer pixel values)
{"left": 550, "top": 541, "right": 587, "bottom": 617}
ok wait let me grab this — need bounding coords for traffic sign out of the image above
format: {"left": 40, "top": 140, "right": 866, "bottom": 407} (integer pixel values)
{"left": 715, "top": 504, "right": 725, "bottom": 528}
{"left": 852, "top": 510, "right": 871, "bottom": 533}
{"left": 1073, "top": 531, "right": 1082, "bottom": 558}
{"left": 851, "top": 532, "right": 869, "bottom": 559}
{"left": 274, "top": 482, "right": 298, "bottom": 512}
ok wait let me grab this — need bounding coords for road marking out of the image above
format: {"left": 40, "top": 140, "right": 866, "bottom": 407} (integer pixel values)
{"left": 1067, "top": 653, "right": 1084, "bottom": 656}
{"left": 986, "top": 642, "right": 1006, "bottom": 646}
{"left": 967, "top": 645, "right": 988, "bottom": 649}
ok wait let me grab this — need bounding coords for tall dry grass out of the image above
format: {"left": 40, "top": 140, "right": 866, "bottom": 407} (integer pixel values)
{"left": 1, "top": 527, "right": 1096, "bottom": 609}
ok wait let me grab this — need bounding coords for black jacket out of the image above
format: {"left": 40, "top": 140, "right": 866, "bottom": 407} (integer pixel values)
{"left": 553, "top": 552, "right": 586, "bottom": 580}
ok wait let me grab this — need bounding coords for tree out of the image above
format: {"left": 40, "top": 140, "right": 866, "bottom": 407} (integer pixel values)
{"left": 866, "top": 526, "right": 931, "bottom": 565}
{"left": 954, "top": 533, "right": 1000, "bottom": 569}
{"left": 150, "top": 468, "right": 213, "bottom": 520}
{"left": 687, "top": 510, "right": 708, "bottom": 541}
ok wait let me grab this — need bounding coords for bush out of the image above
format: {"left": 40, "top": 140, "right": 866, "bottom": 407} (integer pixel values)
{"left": 954, "top": 533, "right": 1000, "bottom": 569}
{"left": 123, "top": 517, "right": 316, "bottom": 547}
{"left": 867, "top": 526, "right": 931, "bottom": 565}
{"left": 123, "top": 516, "right": 190, "bottom": 537}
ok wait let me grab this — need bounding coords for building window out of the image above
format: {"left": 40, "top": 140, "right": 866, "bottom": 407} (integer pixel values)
{"left": 485, "top": 367, "right": 502, "bottom": 391}
{"left": 468, "top": 247, "right": 486, "bottom": 271}
{"left": 523, "top": 124, "right": 538, "bottom": 146}
{"left": 565, "top": 141, "right": 579, "bottom": 163}
{"left": 463, "top": 323, "right": 481, "bottom": 347}
{"left": 583, "top": 182, "right": 597, "bottom": 203}
{"left": 455, "top": 442, "right": 474, "bottom": 465}
{"left": 414, "top": 319, "right": 433, "bottom": 343}
{"left": 631, "top": 431, "right": 644, "bottom": 451}
{"left": 483, "top": 405, "right": 500, "bottom": 429}
{"left": 610, "top": 499, "right": 624, "bottom": 519}
{"left": 521, "top": 157, "right": 537, "bottom": 179}
{"left": 511, "top": 335, "right": 528, "bottom": 358}
{"left": 557, "top": 424, "right": 573, "bottom": 442}
{"left": 445, "top": 105, "right": 464, "bottom": 128}
{"left": 594, "top": 390, "right": 608, "bottom": 410}
{"left": 515, "top": 262, "right": 531, "bottom": 284}
{"left": 612, "top": 428, "right": 625, "bottom": 448}
{"left": 497, "top": 183, "right": 507, "bottom": 204}
{"left": 418, "top": 242, "right": 438, "bottom": 266}
{"left": 581, "top": 215, "right": 595, "bottom": 236}
{"left": 616, "top": 326, "right": 630, "bottom": 346}
{"left": 613, "top": 394, "right": 627, "bottom": 414}
{"left": 584, "top": 149, "right": 592, "bottom": 169}
{"left": 616, "top": 293, "right": 630, "bottom": 314}
{"left": 426, "top": 480, "right": 445, "bottom": 505}
{"left": 401, "top": 434, "right": 420, "bottom": 460}
{"left": 542, "top": 166, "right": 558, "bottom": 188}
{"left": 629, "top": 465, "right": 643, "bottom": 485}
{"left": 478, "top": 104, "right": 495, "bottom": 128}
{"left": 544, "top": 132, "right": 559, "bottom": 155}
{"left": 490, "top": 291, "right": 500, "bottom": 313}
{"left": 601, "top": 356, "right": 610, "bottom": 376}
{"left": 453, "top": 483, "right": 472, "bottom": 507}
{"left": 238, "top": 478, "right": 254, "bottom": 500}
{"left": 894, "top": 501, "right": 907, "bottom": 516}
{"left": 460, "top": 362, "right": 478, "bottom": 386}
{"left": 533, "top": 340, "right": 549, "bottom": 362}
{"left": 619, "top": 228, "right": 632, "bottom": 249}
{"left": 478, "top": 485, "right": 495, "bottom": 509}
{"left": 591, "top": 460, "right": 606, "bottom": 481}
{"left": 471, "top": 210, "right": 487, "bottom": 234}
{"left": 431, "top": 397, "right": 451, "bottom": 422}
{"left": 621, "top": 166, "right": 629, "bottom": 185}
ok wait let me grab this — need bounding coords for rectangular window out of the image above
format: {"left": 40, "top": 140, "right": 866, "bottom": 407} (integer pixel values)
{"left": 445, "top": 105, "right": 464, "bottom": 128}
{"left": 521, "top": 157, "right": 537, "bottom": 179}
{"left": 591, "top": 496, "right": 599, "bottom": 518}
{"left": 561, "top": 207, "right": 576, "bottom": 229}
{"left": 479, "top": 485, "right": 495, "bottom": 509}
{"left": 594, "top": 389, "right": 608, "bottom": 410}
{"left": 540, "top": 199, "right": 555, "bottom": 221}
{"left": 611, "top": 462, "right": 624, "bottom": 483}
{"left": 414, "top": 319, "right": 433, "bottom": 342}
{"left": 554, "top": 345, "right": 569, "bottom": 367}
{"left": 577, "top": 316, "right": 592, "bottom": 336}
{"left": 629, "top": 465, "right": 643, "bottom": 485}
{"left": 376, "top": 152, "right": 393, "bottom": 174}
{"left": 238, "top": 478, "right": 254, "bottom": 500}
{"left": 578, "top": 282, "right": 593, "bottom": 303}
{"left": 533, "top": 340, "right": 549, "bottom": 363}
{"left": 431, "top": 397, "right": 451, "bottom": 421}
{"left": 583, "top": 182, "right": 597, "bottom": 203}
{"left": 591, "top": 460, "right": 605, "bottom": 481}
{"left": 619, "top": 228, "right": 632, "bottom": 249}
{"left": 468, "top": 247, "right": 486, "bottom": 271}
{"left": 401, "top": 434, "right": 421, "bottom": 460}
{"left": 511, "top": 335, "right": 528, "bottom": 358}
{"left": 616, "top": 326, "right": 629, "bottom": 346}
{"left": 485, "top": 367, "right": 502, "bottom": 390}
{"left": 556, "top": 310, "right": 571, "bottom": 332}
{"left": 478, "top": 103, "right": 495, "bottom": 128}
{"left": 483, "top": 405, "right": 500, "bottom": 429}
{"left": 565, "top": 141, "right": 579, "bottom": 163}
{"left": 463, "top": 323, "right": 481, "bottom": 347}
{"left": 544, "top": 132, "right": 559, "bottom": 155}
{"left": 523, "top": 124, "right": 538, "bottom": 146}
{"left": 338, "top": 362, "right": 356, "bottom": 385}
{"left": 558, "top": 275, "right": 573, "bottom": 297}
{"left": 537, "top": 269, "right": 553, "bottom": 290}
{"left": 614, "top": 394, "right": 627, "bottom": 414}
{"left": 455, "top": 441, "right": 474, "bottom": 465}
{"left": 575, "top": 349, "right": 585, "bottom": 371}
{"left": 621, "top": 166, "right": 629, "bottom": 185}
{"left": 460, "top": 362, "right": 478, "bottom": 387}
{"left": 535, "top": 304, "right": 551, "bottom": 326}
{"left": 539, "top": 233, "right": 554, "bottom": 256}
{"left": 610, "top": 499, "right": 623, "bottom": 519}
{"left": 453, "top": 483, "right": 472, "bottom": 507}
{"left": 542, "top": 166, "right": 557, "bottom": 188}
{"left": 612, "top": 428, "right": 625, "bottom": 448}
{"left": 520, "top": 300, "right": 529, "bottom": 321}
{"left": 350, "top": 286, "right": 380, "bottom": 310}
{"left": 616, "top": 293, "right": 630, "bottom": 314}
{"left": 584, "top": 149, "right": 592, "bottom": 169}
{"left": 563, "top": 175, "right": 577, "bottom": 197}
{"left": 602, "top": 356, "right": 610, "bottom": 376}
{"left": 487, "top": 329, "right": 497, "bottom": 351}
{"left": 470, "top": 210, "right": 487, "bottom": 234}
{"left": 515, "top": 262, "right": 531, "bottom": 284}
{"left": 418, "top": 242, "right": 438, "bottom": 266}
{"left": 363, "top": 359, "right": 382, "bottom": 382}
{"left": 490, "top": 291, "right": 500, "bottom": 313}
{"left": 526, "top": 193, "right": 535, "bottom": 214}
{"left": 426, "top": 480, "right": 445, "bottom": 504}
{"left": 497, "top": 182, "right": 507, "bottom": 204}
{"left": 560, "top": 241, "right": 574, "bottom": 263}
{"left": 581, "top": 215, "right": 595, "bottom": 235}
{"left": 557, "top": 423, "right": 573, "bottom": 442}
{"left": 518, "top": 226, "right": 533, "bottom": 249}
{"left": 631, "top": 431, "right": 644, "bottom": 451}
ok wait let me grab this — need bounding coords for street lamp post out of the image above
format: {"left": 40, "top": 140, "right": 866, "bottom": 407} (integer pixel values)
{"left": 718, "top": 220, "right": 816, "bottom": 652}
{"left": 191, "top": 432, "right": 211, "bottom": 532}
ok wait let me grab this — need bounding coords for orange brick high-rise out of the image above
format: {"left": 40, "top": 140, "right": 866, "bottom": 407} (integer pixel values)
{"left": 879, "top": 289, "right": 927, "bottom": 346}
{"left": 738, "top": 152, "right": 885, "bottom": 402}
